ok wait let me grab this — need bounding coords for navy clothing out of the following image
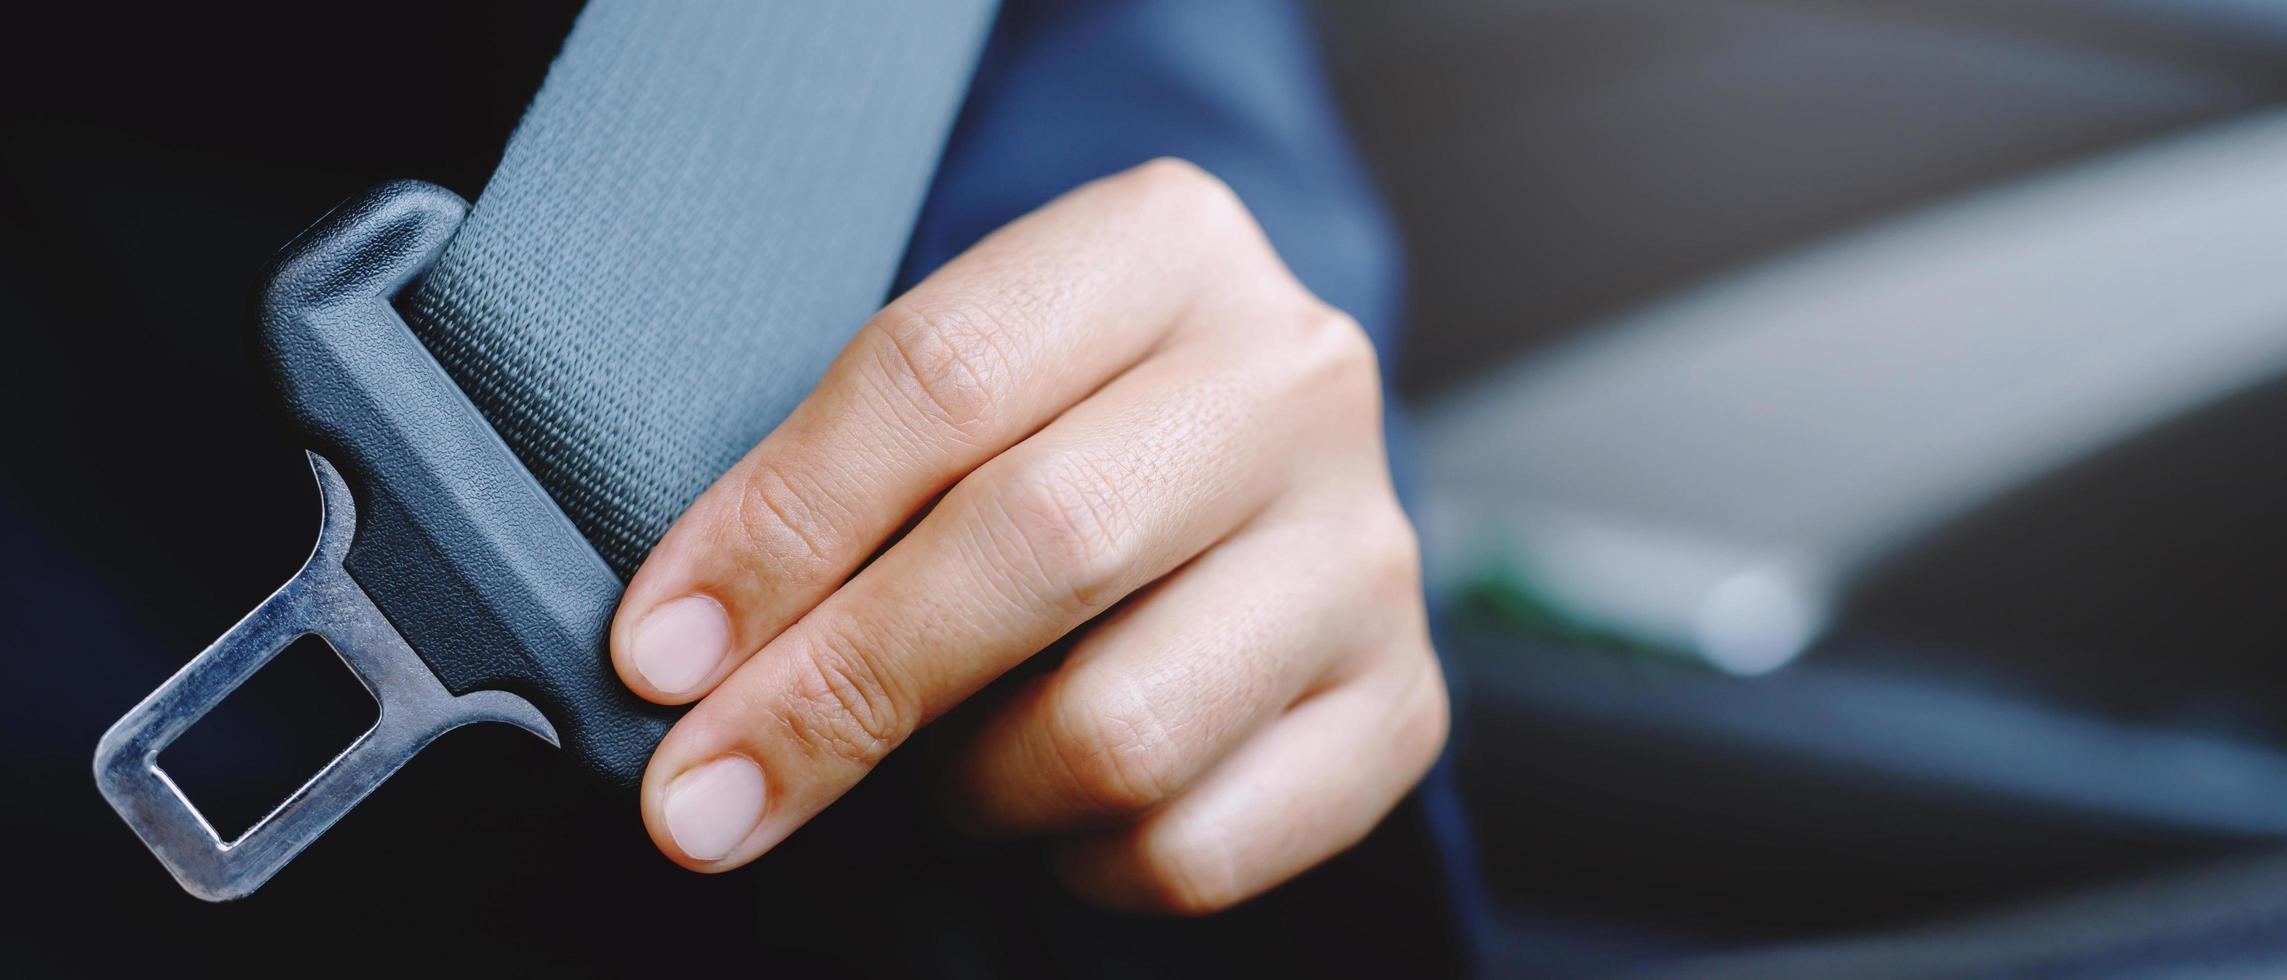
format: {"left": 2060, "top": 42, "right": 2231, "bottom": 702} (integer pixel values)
{"left": 905, "top": 0, "right": 1404, "bottom": 359}
{"left": 0, "top": 1, "right": 1472, "bottom": 974}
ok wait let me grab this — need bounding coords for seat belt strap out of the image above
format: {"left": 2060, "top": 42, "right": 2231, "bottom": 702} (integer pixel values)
{"left": 95, "top": 0, "right": 998, "bottom": 901}
{"left": 409, "top": 0, "right": 992, "bottom": 580}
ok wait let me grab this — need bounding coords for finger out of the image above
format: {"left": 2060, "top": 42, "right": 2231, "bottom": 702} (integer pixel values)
{"left": 947, "top": 489, "right": 1420, "bottom": 835}
{"left": 1055, "top": 646, "right": 1450, "bottom": 916}
{"left": 612, "top": 160, "right": 1283, "bottom": 702}
{"left": 638, "top": 331, "right": 1340, "bottom": 870}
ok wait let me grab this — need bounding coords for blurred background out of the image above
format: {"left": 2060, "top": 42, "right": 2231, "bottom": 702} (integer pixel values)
{"left": 12, "top": 0, "right": 2287, "bottom": 975}
{"left": 1315, "top": 0, "right": 2287, "bottom": 973}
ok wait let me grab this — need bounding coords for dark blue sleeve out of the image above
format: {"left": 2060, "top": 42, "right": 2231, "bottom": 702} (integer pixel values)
{"left": 899, "top": 0, "right": 1407, "bottom": 367}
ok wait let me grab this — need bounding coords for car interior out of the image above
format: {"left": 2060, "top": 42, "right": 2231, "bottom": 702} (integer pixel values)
{"left": 1319, "top": 0, "right": 2287, "bottom": 973}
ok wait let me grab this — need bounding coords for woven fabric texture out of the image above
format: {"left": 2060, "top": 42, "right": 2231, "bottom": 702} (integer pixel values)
{"left": 404, "top": 0, "right": 992, "bottom": 577}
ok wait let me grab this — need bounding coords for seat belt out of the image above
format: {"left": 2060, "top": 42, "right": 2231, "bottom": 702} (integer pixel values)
{"left": 93, "top": 0, "right": 998, "bottom": 901}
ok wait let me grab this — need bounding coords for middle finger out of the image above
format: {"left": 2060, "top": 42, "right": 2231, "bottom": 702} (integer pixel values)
{"left": 639, "top": 339, "right": 1302, "bottom": 869}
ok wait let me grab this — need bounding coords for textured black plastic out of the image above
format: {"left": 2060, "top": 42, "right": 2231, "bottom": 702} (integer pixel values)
{"left": 255, "top": 181, "right": 674, "bottom": 789}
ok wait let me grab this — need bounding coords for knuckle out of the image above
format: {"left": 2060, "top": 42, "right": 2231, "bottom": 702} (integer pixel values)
{"left": 1391, "top": 654, "right": 1453, "bottom": 776}
{"left": 987, "top": 453, "right": 1144, "bottom": 610}
{"left": 866, "top": 299, "right": 1019, "bottom": 435}
{"left": 726, "top": 458, "right": 845, "bottom": 575}
{"left": 1363, "top": 501, "right": 1425, "bottom": 593}
{"left": 1047, "top": 674, "right": 1184, "bottom": 816}
{"left": 1125, "top": 157, "right": 1231, "bottom": 206}
{"left": 1258, "top": 302, "right": 1383, "bottom": 434}
{"left": 780, "top": 621, "right": 915, "bottom": 769}
{"left": 1120, "top": 158, "right": 1252, "bottom": 238}
{"left": 1126, "top": 826, "right": 1247, "bottom": 916}
{"left": 1297, "top": 305, "right": 1381, "bottom": 396}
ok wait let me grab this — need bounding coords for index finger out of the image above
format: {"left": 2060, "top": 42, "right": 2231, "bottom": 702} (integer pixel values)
{"left": 609, "top": 160, "right": 1272, "bottom": 703}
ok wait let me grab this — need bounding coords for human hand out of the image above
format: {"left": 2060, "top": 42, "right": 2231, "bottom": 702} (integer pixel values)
{"left": 610, "top": 159, "right": 1447, "bottom": 914}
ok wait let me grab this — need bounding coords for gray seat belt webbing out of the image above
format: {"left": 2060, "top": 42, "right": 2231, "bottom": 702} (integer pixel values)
{"left": 408, "top": 0, "right": 998, "bottom": 577}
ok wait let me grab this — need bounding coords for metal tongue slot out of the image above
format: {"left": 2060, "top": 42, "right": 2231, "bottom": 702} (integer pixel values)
{"left": 93, "top": 181, "right": 676, "bottom": 900}
{"left": 93, "top": 453, "right": 559, "bottom": 901}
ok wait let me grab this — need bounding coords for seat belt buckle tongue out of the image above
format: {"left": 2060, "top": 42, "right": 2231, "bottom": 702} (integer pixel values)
{"left": 94, "top": 180, "right": 660, "bottom": 901}
{"left": 92, "top": 454, "right": 558, "bottom": 901}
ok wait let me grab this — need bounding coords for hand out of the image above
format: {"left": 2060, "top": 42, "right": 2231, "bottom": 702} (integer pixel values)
{"left": 609, "top": 159, "right": 1448, "bottom": 914}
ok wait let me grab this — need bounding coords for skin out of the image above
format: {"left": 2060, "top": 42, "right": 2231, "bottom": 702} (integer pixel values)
{"left": 609, "top": 158, "right": 1449, "bottom": 915}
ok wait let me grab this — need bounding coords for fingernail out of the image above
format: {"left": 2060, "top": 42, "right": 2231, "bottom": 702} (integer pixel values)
{"left": 663, "top": 755, "right": 767, "bottom": 862}
{"left": 631, "top": 595, "right": 731, "bottom": 695}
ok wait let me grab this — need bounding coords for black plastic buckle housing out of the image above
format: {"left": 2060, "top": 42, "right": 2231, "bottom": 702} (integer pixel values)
{"left": 96, "top": 181, "right": 675, "bottom": 900}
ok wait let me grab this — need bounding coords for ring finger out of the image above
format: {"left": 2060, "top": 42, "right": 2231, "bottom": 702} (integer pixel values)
{"left": 946, "top": 489, "right": 1416, "bottom": 835}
